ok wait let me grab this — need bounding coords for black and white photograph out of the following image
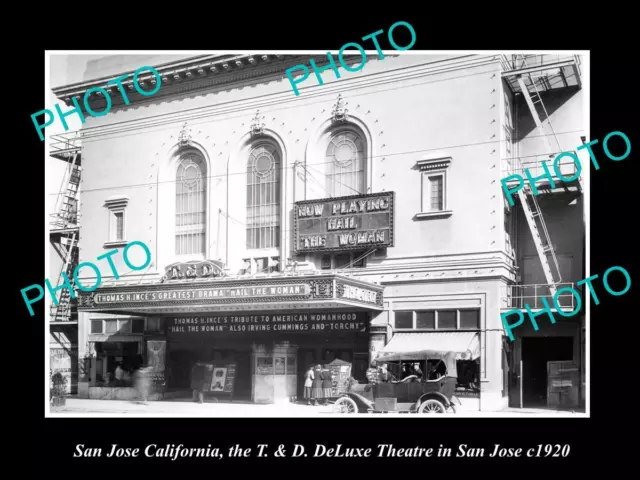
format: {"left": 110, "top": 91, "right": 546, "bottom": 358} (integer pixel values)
{"left": 39, "top": 49, "right": 596, "bottom": 418}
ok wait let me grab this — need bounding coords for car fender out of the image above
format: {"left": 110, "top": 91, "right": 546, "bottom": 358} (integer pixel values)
{"left": 417, "top": 391, "right": 450, "bottom": 408}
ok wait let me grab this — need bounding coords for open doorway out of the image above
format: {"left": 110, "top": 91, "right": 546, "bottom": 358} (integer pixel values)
{"left": 521, "top": 337, "right": 573, "bottom": 407}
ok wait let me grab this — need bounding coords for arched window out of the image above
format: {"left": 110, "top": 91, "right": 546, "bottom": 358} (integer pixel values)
{"left": 324, "top": 129, "right": 365, "bottom": 197}
{"left": 175, "top": 154, "right": 206, "bottom": 256}
{"left": 246, "top": 142, "right": 281, "bottom": 250}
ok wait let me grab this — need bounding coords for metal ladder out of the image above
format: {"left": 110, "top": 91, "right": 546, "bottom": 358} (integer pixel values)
{"left": 515, "top": 56, "right": 562, "bottom": 155}
{"left": 505, "top": 56, "right": 563, "bottom": 294}
{"left": 50, "top": 231, "right": 78, "bottom": 322}
{"left": 51, "top": 153, "right": 81, "bottom": 229}
{"left": 515, "top": 175, "right": 562, "bottom": 296}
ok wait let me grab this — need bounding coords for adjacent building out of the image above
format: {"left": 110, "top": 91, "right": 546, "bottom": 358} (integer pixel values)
{"left": 48, "top": 52, "right": 586, "bottom": 411}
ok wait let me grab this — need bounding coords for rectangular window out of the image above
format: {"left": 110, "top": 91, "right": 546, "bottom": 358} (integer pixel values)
{"left": 104, "top": 320, "right": 117, "bottom": 333}
{"left": 114, "top": 212, "right": 124, "bottom": 241}
{"left": 416, "top": 158, "right": 451, "bottom": 218}
{"left": 91, "top": 320, "right": 103, "bottom": 333}
{"left": 395, "top": 311, "right": 413, "bottom": 329}
{"left": 147, "top": 318, "right": 159, "bottom": 331}
{"left": 437, "top": 310, "right": 457, "bottom": 329}
{"left": 132, "top": 319, "right": 144, "bottom": 333}
{"left": 429, "top": 175, "right": 444, "bottom": 211}
{"left": 118, "top": 319, "right": 131, "bottom": 333}
{"left": 416, "top": 311, "right": 435, "bottom": 329}
{"left": 460, "top": 310, "right": 480, "bottom": 329}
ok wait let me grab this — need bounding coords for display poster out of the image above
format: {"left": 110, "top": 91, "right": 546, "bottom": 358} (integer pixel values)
{"left": 274, "top": 357, "right": 285, "bottom": 375}
{"left": 210, "top": 368, "right": 227, "bottom": 392}
{"left": 147, "top": 340, "right": 166, "bottom": 389}
{"left": 324, "top": 358, "right": 352, "bottom": 397}
{"left": 50, "top": 347, "right": 76, "bottom": 394}
{"left": 286, "top": 356, "right": 296, "bottom": 375}
{"left": 223, "top": 364, "right": 236, "bottom": 393}
{"left": 257, "top": 357, "right": 273, "bottom": 375}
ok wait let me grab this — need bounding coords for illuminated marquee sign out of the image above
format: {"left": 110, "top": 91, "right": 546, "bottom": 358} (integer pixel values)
{"left": 165, "top": 311, "right": 369, "bottom": 336}
{"left": 92, "top": 284, "right": 310, "bottom": 304}
{"left": 293, "top": 192, "right": 395, "bottom": 254}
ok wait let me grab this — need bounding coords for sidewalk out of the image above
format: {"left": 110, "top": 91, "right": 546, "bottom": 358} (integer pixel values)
{"left": 49, "top": 398, "right": 585, "bottom": 417}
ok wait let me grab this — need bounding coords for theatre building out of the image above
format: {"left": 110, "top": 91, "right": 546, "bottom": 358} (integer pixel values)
{"left": 50, "top": 53, "right": 586, "bottom": 410}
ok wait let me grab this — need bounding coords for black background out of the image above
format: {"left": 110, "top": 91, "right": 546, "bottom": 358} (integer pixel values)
{"left": 17, "top": 10, "right": 635, "bottom": 478}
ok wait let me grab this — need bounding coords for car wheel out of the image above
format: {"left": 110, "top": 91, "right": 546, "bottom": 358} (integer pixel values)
{"left": 417, "top": 399, "right": 446, "bottom": 414}
{"left": 332, "top": 397, "right": 358, "bottom": 414}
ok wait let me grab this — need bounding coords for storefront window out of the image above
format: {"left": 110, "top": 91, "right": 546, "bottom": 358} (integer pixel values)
{"left": 460, "top": 310, "right": 480, "bottom": 329}
{"left": 416, "top": 311, "right": 435, "bottom": 329}
{"left": 394, "top": 309, "right": 481, "bottom": 331}
{"left": 437, "top": 311, "right": 456, "bottom": 329}
{"left": 105, "top": 320, "right": 117, "bottom": 333}
{"left": 91, "top": 320, "right": 102, "bottom": 333}
{"left": 395, "top": 311, "right": 413, "bottom": 329}
{"left": 94, "top": 341, "right": 140, "bottom": 387}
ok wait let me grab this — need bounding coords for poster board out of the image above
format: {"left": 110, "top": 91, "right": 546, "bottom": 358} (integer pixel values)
{"left": 207, "top": 362, "right": 237, "bottom": 399}
{"left": 324, "top": 358, "right": 352, "bottom": 397}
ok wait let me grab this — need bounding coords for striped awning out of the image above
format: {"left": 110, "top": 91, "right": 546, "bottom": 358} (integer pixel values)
{"left": 377, "top": 332, "right": 480, "bottom": 362}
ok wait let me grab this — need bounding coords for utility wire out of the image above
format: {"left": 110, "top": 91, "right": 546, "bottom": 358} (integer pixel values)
{"left": 47, "top": 128, "right": 584, "bottom": 197}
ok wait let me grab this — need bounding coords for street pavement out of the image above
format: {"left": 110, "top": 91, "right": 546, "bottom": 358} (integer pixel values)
{"left": 49, "top": 398, "right": 584, "bottom": 417}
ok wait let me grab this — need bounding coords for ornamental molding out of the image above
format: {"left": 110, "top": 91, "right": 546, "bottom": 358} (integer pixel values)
{"left": 331, "top": 94, "right": 349, "bottom": 123}
{"left": 417, "top": 156, "right": 452, "bottom": 172}
{"left": 53, "top": 54, "right": 321, "bottom": 108}
{"left": 249, "top": 109, "right": 266, "bottom": 136}
{"left": 177, "top": 122, "right": 192, "bottom": 147}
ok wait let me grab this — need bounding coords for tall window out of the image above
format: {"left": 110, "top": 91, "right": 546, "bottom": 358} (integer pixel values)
{"left": 324, "top": 129, "right": 365, "bottom": 197}
{"left": 247, "top": 142, "right": 281, "bottom": 250}
{"left": 176, "top": 154, "right": 206, "bottom": 256}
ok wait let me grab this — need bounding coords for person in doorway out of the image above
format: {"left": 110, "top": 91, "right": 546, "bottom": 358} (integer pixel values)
{"left": 191, "top": 363, "right": 206, "bottom": 404}
{"left": 303, "top": 365, "right": 314, "bottom": 405}
{"left": 115, "top": 363, "right": 124, "bottom": 386}
{"left": 321, "top": 366, "right": 333, "bottom": 406}
{"left": 311, "top": 364, "right": 323, "bottom": 406}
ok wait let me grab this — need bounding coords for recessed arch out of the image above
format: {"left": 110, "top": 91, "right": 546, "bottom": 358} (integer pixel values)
{"left": 157, "top": 141, "right": 212, "bottom": 268}
{"left": 304, "top": 113, "right": 374, "bottom": 199}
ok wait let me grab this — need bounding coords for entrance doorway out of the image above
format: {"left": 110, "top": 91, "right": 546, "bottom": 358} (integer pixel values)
{"left": 521, "top": 337, "right": 573, "bottom": 407}
{"left": 233, "top": 353, "right": 252, "bottom": 401}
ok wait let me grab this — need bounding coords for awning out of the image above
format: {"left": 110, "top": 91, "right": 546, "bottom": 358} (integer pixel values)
{"left": 377, "top": 332, "right": 480, "bottom": 362}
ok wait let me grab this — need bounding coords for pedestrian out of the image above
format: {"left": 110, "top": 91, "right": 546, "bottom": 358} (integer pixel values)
{"left": 303, "top": 365, "right": 314, "bottom": 405}
{"left": 115, "top": 363, "right": 124, "bottom": 386}
{"left": 311, "top": 364, "right": 323, "bottom": 406}
{"left": 321, "top": 367, "right": 333, "bottom": 406}
{"left": 191, "top": 363, "right": 207, "bottom": 404}
{"left": 134, "top": 366, "right": 151, "bottom": 404}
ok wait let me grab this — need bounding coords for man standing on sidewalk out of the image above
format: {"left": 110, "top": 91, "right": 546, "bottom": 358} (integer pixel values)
{"left": 191, "top": 363, "right": 207, "bottom": 404}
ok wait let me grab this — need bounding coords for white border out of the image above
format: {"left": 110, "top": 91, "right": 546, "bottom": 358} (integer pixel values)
{"left": 45, "top": 50, "right": 590, "bottom": 418}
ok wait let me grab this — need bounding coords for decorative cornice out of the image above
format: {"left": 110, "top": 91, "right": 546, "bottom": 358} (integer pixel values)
{"left": 417, "top": 157, "right": 452, "bottom": 172}
{"left": 52, "top": 54, "right": 319, "bottom": 109}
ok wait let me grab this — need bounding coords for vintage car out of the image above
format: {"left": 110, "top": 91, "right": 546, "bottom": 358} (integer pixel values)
{"left": 332, "top": 349, "right": 465, "bottom": 414}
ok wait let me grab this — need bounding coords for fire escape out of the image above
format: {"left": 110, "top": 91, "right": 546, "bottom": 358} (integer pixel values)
{"left": 501, "top": 54, "right": 583, "bottom": 312}
{"left": 50, "top": 132, "right": 82, "bottom": 324}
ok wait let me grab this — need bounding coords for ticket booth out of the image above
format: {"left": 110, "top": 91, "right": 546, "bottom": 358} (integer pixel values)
{"left": 252, "top": 341, "right": 298, "bottom": 404}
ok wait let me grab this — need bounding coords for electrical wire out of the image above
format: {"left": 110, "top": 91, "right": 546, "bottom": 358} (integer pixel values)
{"left": 47, "top": 128, "right": 584, "bottom": 197}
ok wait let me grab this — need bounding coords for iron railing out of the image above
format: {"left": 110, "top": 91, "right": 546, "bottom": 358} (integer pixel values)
{"left": 501, "top": 283, "right": 577, "bottom": 310}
